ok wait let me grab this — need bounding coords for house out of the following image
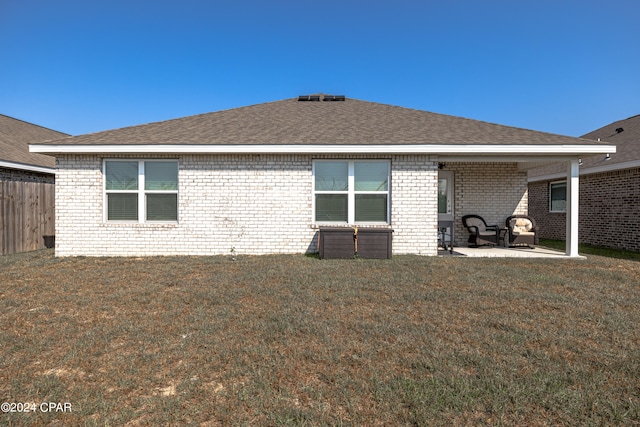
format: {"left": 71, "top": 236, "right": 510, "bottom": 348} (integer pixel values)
{"left": 1, "top": 114, "right": 68, "bottom": 255}
{"left": 29, "top": 95, "right": 614, "bottom": 257}
{"left": 528, "top": 114, "right": 639, "bottom": 252}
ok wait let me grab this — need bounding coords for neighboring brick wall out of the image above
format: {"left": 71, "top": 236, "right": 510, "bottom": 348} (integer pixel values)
{"left": 444, "top": 162, "right": 529, "bottom": 246}
{"left": 55, "top": 154, "right": 439, "bottom": 256}
{"left": 528, "top": 181, "right": 566, "bottom": 239}
{"left": 581, "top": 168, "right": 640, "bottom": 251}
{"left": 528, "top": 167, "right": 640, "bottom": 252}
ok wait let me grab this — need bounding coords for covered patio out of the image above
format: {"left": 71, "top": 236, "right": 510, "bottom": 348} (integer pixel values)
{"left": 439, "top": 157, "right": 592, "bottom": 258}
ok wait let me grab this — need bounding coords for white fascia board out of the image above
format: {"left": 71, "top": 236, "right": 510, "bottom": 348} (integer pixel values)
{"left": 528, "top": 159, "right": 640, "bottom": 183}
{"left": 30, "top": 144, "right": 616, "bottom": 156}
{"left": 580, "top": 159, "right": 640, "bottom": 175}
{"left": 0, "top": 160, "right": 55, "bottom": 174}
{"left": 439, "top": 155, "right": 581, "bottom": 163}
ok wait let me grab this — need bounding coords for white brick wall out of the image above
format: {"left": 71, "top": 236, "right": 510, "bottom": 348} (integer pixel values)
{"left": 54, "top": 156, "right": 526, "bottom": 256}
{"left": 390, "top": 156, "right": 439, "bottom": 255}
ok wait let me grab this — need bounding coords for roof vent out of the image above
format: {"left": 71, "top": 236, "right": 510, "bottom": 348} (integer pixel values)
{"left": 298, "top": 95, "right": 321, "bottom": 102}
{"left": 615, "top": 127, "right": 624, "bottom": 133}
{"left": 323, "top": 95, "right": 345, "bottom": 101}
{"left": 298, "top": 94, "right": 344, "bottom": 102}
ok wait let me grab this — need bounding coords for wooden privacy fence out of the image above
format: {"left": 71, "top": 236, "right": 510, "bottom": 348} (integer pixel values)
{"left": 0, "top": 180, "right": 55, "bottom": 255}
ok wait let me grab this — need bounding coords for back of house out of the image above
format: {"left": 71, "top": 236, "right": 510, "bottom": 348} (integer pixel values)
{"left": 30, "top": 95, "right": 614, "bottom": 257}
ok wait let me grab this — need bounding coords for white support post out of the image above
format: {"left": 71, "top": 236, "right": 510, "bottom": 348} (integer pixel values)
{"left": 566, "top": 159, "right": 580, "bottom": 257}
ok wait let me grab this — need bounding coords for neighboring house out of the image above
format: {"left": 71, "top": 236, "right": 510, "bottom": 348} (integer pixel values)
{"left": 30, "top": 95, "right": 614, "bottom": 257}
{"left": 528, "top": 114, "right": 639, "bottom": 252}
{"left": 0, "top": 114, "right": 68, "bottom": 255}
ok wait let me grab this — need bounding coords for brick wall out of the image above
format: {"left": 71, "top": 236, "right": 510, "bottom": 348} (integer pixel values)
{"left": 528, "top": 181, "right": 566, "bottom": 239}
{"left": 528, "top": 167, "right": 640, "bottom": 252}
{"left": 390, "top": 156, "right": 439, "bottom": 255}
{"left": 443, "top": 162, "right": 529, "bottom": 246}
{"left": 55, "top": 154, "right": 440, "bottom": 256}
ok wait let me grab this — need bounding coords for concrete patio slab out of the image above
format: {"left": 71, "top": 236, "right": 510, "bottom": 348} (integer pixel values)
{"left": 438, "top": 246, "right": 584, "bottom": 258}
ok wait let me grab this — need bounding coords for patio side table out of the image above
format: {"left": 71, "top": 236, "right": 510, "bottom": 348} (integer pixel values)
{"left": 498, "top": 228, "right": 509, "bottom": 247}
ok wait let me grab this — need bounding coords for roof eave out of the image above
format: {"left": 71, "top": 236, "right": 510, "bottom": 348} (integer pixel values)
{"left": 528, "top": 159, "right": 640, "bottom": 182}
{"left": 0, "top": 160, "right": 56, "bottom": 174}
{"left": 30, "top": 144, "right": 616, "bottom": 156}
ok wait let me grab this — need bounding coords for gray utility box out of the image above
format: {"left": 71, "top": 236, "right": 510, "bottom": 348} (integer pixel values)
{"left": 318, "top": 227, "right": 393, "bottom": 259}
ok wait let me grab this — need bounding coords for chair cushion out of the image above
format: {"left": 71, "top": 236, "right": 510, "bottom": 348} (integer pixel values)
{"left": 511, "top": 218, "right": 532, "bottom": 233}
{"left": 479, "top": 231, "right": 496, "bottom": 236}
{"left": 467, "top": 217, "right": 487, "bottom": 232}
{"left": 512, "top": 231, "right": 535, "bottom": 236}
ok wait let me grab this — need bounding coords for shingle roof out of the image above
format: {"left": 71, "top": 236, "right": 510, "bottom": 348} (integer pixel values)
{"left": 580, "top": 114, "right": 640, "bottom": 165}
{"left": 38, "top": 96, "right": 607, "bottom": 147}
{"left": 529, "top": 114, "right": 639, "bottom": 177}
{"left": 0, "top": 114, "right": 68, "bottom": 169}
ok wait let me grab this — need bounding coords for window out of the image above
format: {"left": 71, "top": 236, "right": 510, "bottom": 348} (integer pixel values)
{"left": 549, "top": 181, "right": 566, "bottom": 212}
{"left": 313, "top": 160, "right": 389, "bottom": 224}
{"left": 105, "top": 160, "right": 178, "bottom": 222}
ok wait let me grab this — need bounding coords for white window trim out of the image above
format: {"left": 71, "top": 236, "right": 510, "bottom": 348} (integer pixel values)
{"left": 549, "top": 180, "right": 567, "bottom": 213}
{"left": 312, "top": 159, "right": 390, "bottom": 225}
{"left": 103, "top": 159, "right": 179, "bottom": 223}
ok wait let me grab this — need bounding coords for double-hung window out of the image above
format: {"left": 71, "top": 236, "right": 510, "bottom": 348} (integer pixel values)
{"left": 549, "top": 181, "right": 567, "bottom": 213}
{"left": 313, "top": 160, "right": 390, "bottom": 224}
{"left": 104, "top": 160, "right": 178, "bottom": 222}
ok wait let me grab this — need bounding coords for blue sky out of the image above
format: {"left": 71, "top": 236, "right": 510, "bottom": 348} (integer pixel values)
{"left": 1, "top": 0, "right": 638, "bottom": 137}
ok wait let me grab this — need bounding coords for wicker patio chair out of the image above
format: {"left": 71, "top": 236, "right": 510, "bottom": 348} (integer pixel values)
{"left": 462, "top": 215, "right": 499, "bottom": 247}
{"left": 505, "top": 215, "right": 539, "bottom": 248}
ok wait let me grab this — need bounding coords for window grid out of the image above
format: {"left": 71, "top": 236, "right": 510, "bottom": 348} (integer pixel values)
{"left": 313, "top": 160, "right": 390, "bottom": 225}
{"left": 104, "top": 160, "right": 178, "bottom": 223}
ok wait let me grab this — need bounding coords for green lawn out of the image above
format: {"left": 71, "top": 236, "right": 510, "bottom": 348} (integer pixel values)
{"left": 1, "top": 249, "right": 639, "bottom": 426}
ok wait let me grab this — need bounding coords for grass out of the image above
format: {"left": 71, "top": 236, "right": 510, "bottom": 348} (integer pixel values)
{"left": 539, "top": 238, "right": 640, "bottom": 261}
{"left": 1, "top": 249, "right": 640, "bottom": 426}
